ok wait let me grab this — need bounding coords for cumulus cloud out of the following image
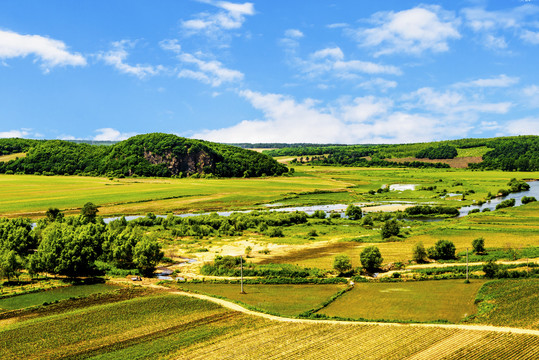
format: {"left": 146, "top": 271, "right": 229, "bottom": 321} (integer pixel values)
{"left": 454, "top": 74, "right": 519, "bottom": 88}
{"left": 506, "top": 117, "right": 539, "bottom": 135}
{"left": 284, "top": 29, "right": 304, "bottom": 39}
{"left": 0, "top": 29, "right": 86, "bottom": 72}
{"left": 521, "top": 29, "right": 539, "bottom": 44}
{"left": 98, "top": 40, "right": 164, "bottom": 79}
{"left": 193, "top": 90, "right": 471, "bottom": 144}
{"left": 93, "top": 128, "right": 136, "bottom": 141}
{"left": 0, "top": 129, "right": 31, "bottom": 138}
{"left": 352, "top": 6, "right": 460, "bottom": 56}
{"left": 181, "top": 1, "right": 254, "bottom": 37}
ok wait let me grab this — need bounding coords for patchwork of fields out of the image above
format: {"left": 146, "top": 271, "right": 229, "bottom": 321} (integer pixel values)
{"left": 0, "top": 290, "right": 538, "bottom": 359}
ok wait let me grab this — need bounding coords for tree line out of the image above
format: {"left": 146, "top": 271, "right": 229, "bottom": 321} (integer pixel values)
{"left": 0, "top": 133, "right": 289, "bottom": 178}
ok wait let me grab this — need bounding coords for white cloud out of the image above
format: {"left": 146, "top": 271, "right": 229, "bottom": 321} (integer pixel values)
{"left": 181, "top": 1, "right": 254, "bottom": 36}
{"left": 93, "top": 128, "right": 136, "bottom": 141}
{"left": 462, "top": 5, "right": 539, "bottom": 49}
{"left": 98, "top": 40, "right": 164, "bottom": 79}
{"left": 177, "top": 52, "right": 243, "bottom": 86}
{"left": 353, "top": 6, "right": 460, "bottom": 56}
{"left": 506, "top": 117, "right": 539, "bottom": 135}
{"left": 455, "top": 74, "right": 519, "bottom": 88}
{"left": 193, "top": 90, "right": 471, "bottom": 144}
{"left": 358, "top": 78, "right": 398, "bottom": 92}
{"left": 0, "top": 129, "right": 31, "bottom": 138}
{"left": 284, "top": 29, "right": 304, "bottom": 39}
{"left": 522, "top": 85, "right": 539, "bottom": 107}
{"left": 521, "top": 29, "right": 539, "bottom": 44}
{"left": 0, "top": 29, "right": 86, "bottom": 72}
{"left": 288, "top": 46, "right": 401, "bottom": 81}
{"left": 405, "top": 87, "right": 511, "bottom": 114}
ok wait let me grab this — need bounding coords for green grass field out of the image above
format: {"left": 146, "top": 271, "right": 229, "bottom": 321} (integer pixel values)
{"left": 318, "top": 280, "right": 486, "bottom": 323}
{"left": 173, "top": 282, "right": 346, "bottom": 316}
{"left": 1, "top": 167, "right": 537, "bottom": 218}
{"left": 0, "top": 283, "right": 121, "bottom": 311}
{"left": 466, "top": 279, "right": 539, "bottom": 330}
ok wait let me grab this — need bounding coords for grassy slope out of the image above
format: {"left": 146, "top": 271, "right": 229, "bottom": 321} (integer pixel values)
{"left": 465, "top": 278, "right": 539, "bottom": 330}
{"left": 172, "top": 283, "right": 346, "bottom": 317}
{"left": 318, "top": 280, "right": 486, "bottom": 323}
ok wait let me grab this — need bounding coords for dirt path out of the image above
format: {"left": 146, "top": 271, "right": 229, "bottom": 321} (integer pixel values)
{"left": 164, "top": 288, "right": 539, "bottom": 336}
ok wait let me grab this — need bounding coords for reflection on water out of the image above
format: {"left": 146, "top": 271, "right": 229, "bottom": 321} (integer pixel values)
{"left": 103, "top": 182, "right": 538, "bottom": 223}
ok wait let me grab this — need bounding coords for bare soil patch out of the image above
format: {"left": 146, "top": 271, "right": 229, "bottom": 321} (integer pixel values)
{"left": 387, "top": 156, "right": 483, "bottom": 168}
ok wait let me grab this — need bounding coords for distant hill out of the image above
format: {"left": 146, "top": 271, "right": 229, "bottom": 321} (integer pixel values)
{"left": 0, "top": 133, "right": 288, "bottom": 178}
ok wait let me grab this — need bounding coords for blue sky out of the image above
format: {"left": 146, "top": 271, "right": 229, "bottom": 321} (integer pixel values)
{"left": 1, "top": 0, "right": 539, "bottom": 143}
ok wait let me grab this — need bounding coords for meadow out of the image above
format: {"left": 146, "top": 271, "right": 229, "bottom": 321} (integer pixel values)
{"left": 318, "top": 280, "right": 486, "bottom": 323}
{"left": 1, "top": 166, "right": 537, "bottom": 218}
{"left": 172, "top": 282, "right": 346, "bottom": 317}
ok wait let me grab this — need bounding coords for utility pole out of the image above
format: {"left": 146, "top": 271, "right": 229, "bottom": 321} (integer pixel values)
{"left": 240, "top": 255, "right": 245, "bottom": 294}
{"left": 466, "top": 248, "right": 469, "bottom": 282}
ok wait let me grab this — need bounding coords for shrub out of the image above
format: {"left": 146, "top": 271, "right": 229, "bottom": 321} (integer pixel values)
{"left": 496, "top": 198, "right": 516, "bottom": 210}
{"left": 483, "top": 260, "right": 499, "bottom": 278}
{"left": 522, "top": 196, "right": 537, "bottom": 205}
{"left": 412, "top": 242, "right": 428, "bottom": 263}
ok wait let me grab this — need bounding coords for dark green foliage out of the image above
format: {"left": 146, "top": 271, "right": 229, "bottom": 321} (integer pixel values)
{"left": 0, "top": 138, "right": 40, "bottom": 155}
{"left": 522, "top": 196, "right": 537, "bottom": 204}
{"left": 0, "top": 250, "right": 23, "bottom": 281}
{"left": 428, "top": 240, "right": 456, "bottom": 260}
{"left": 472, "top": 237, "right": 486, "bottom": 254}
{"left": 0, "top": 133, "right": 287, "bottom": 178}
{"left": 469, "top": 136, "right": 539, "bottom": 171}
{"left": 311, "top": 210, "right": 326, "bottom": 219}
{"left": 404, "top": 205, "right": 460, "bottom": 217}
{"left": 360, "top": 246, "right": 383, "bottom": 271}
{"left": 483, "top": 260, "right": 499, "bottom": 279}
{"left": 201, "top": 258, "right": 324, "bottom": 278}
{"left": 507, "top": 178, "right": 530, "bottom": 192}
{"left": 333, "top": 255, "right": 352, "bottom": 275}
{"left": 495, "top": 198, "right": 516, "bottom": 210}
{"left": 415, "top": 145, "right": 458, "bottom": 159}
{"left": 345, "top": 204, "right": 362, "bottom": 220}
{"left": 0, "top": 218, "right": 36, "bottom": 256}
{"left": 81, "top": 202, "right": 99, "bottom": 223}
{"left": 412, "top": 242, "right": 428, "bottom": 263}
{"left": 380, "top": 219, "right": 400, "bottom": 239}
{"left": 45, "top": 208, "right": 64, "bottom": 222}
{"left": 133, "top": 237, "right": 164, "bottom": 276}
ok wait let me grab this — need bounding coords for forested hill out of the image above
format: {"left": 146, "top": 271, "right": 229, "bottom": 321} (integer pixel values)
{"left": 0, "top": 133, "right": 288, "bottom": 178}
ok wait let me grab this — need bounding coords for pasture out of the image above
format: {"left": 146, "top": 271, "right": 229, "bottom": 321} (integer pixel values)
{"left": 173, "top": 283, "right": 346, "bottom": 316}
{"left": 318, "top": 280, "right": 486, "bottom": 323}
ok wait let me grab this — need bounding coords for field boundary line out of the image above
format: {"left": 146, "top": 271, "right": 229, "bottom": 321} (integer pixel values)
{"left": 170, "top": 290, "right": 539, "bottom": 336}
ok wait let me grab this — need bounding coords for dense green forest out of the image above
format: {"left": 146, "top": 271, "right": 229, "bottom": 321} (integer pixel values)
{"left": 469, "top": 136, "right": 539, "bottom": 171}
{"left": 0, "top": 133, "right": 288, "bottom": 178}
{"left": 266, "top": 136, "right": 539, "bottom": 171}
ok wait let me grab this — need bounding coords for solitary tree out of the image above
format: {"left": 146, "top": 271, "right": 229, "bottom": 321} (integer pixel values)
{"left": 81, "top": 202, "right": 99, "bottom": 223}
{"left": 333, "top": 255, "right": 352, "bottom": 275}
{"left": 428, "top": 240, "right": 456, "bottom": 260}
{"left": 472, "top": 237, "right": 486, "bottom": 254}
{"left": 381, "top": 219, "right": 400, "bottom": 239}
{"left": 412, "top": 242, "right": 428, "bottom": 263}
{"left": 483, "top": 259, "right": 499, "bottom": 278}
{"left": 360, "top": 246, "right": 383, "bottom": 271}
{"left": 345, "top": 204, "right": 362, "bottom": 220}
